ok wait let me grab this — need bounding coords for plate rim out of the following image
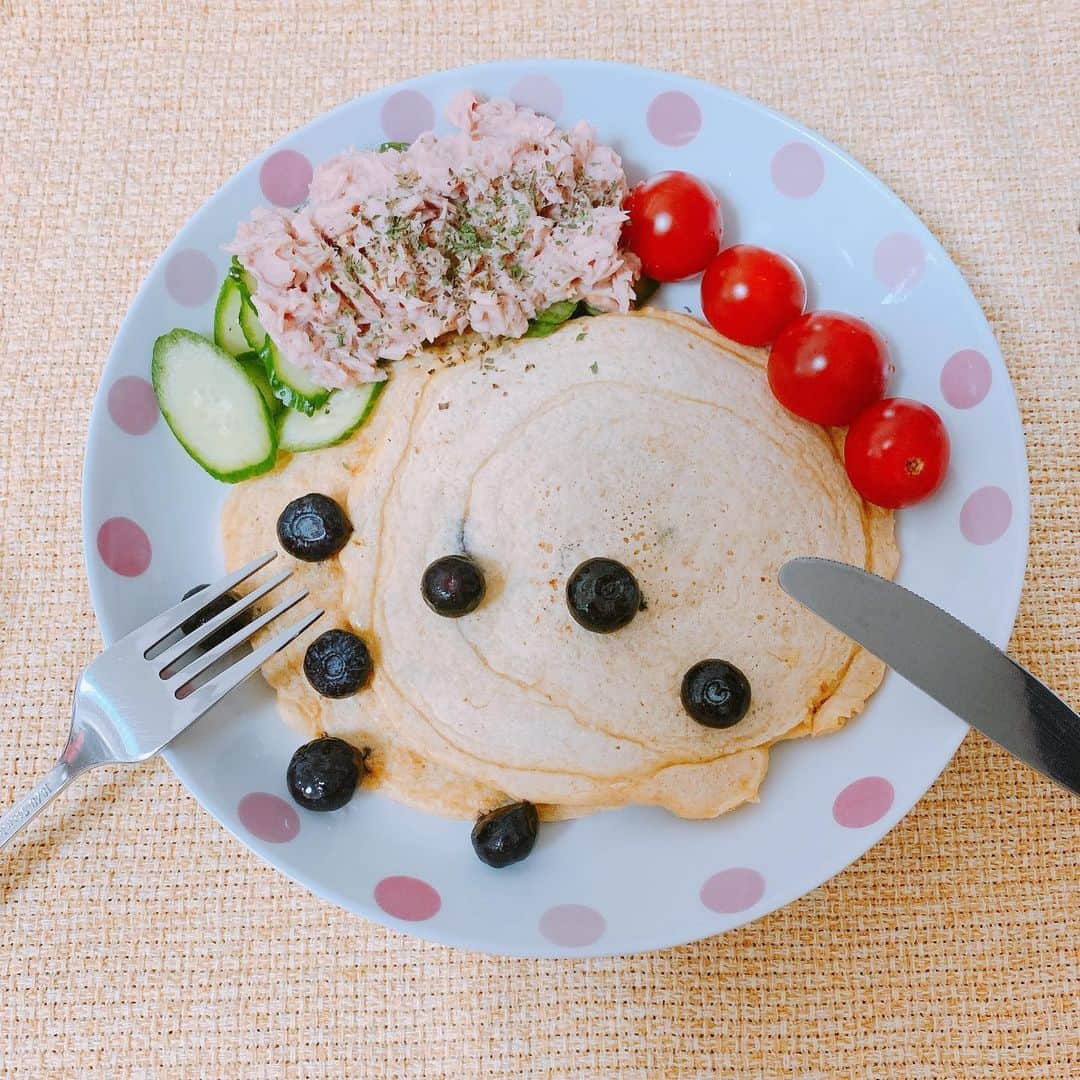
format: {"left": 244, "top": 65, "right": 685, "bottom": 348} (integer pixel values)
{"left": 80, "top": 57, "right": 1031, "bottom": 957}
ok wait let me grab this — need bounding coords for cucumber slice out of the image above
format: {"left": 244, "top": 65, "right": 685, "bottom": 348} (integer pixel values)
{"left": 260, "top": 337, "right": 331, "bottom": 415}
{"left": 524, "top": 299, "right": 579, "bottom": 338}
{"left": 238, "top": 294, "right": 267, "bottom": 350}
{"left": 152, "top": 329, "right": 277, "bottom": 483}
{"left": 238, "top": 351, "right": 279, "bottom": 413}
{"left": 228, "top": 257, "right": 257, "bottom": 298}
{"left": 213, "top": 276, "right": 249, "bottom": 356}
{"left": 278, "top": 382, "right": 385, "bottom": 452}
{"left": 230, "top": 263, "right": 268, "bottom": 350}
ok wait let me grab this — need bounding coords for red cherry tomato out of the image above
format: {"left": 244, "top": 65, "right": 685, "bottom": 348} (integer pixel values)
{"left": 701, "top": 245, "right": 806, "bottom": 346}
{"left": 767, "top": 312, "right": 892, "bottom": 426}
{"left": 844, "top": 398, "right": 950, "bottom": 509}
{"left": 623, "top": 171, "right": 722, "bottom": 282}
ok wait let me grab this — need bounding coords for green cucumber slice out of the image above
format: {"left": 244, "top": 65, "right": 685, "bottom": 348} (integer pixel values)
{"left": 524, "top": 299, "right": 579, "bottom": 338}
{"left": 213, "top": 276, "right": 249, "bottom": 356}
{"left": 238, "top": 294, "right": 267, "bottom": 350}
{"left": 525, "top": 276, "right": 659, "bottom": 330}
{"left": 260, "top": 337, "right": 331, "bottom": 416}
{"left": 231, "top": 264, "right": 267, "bottom": 350}
{"left": 151, "top": 329, "right": 277, "bottom": 483}
{"left": 229, "top": 258, "right": 268, "bottom": 349}
{"left": 237, "top": 351, "right": 280, "bottom": 413}
{"left": 278, "top": 382, "right": 385, "bottom": 452}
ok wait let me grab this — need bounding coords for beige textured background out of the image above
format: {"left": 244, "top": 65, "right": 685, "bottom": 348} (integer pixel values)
{"left": 2, "top": 1, "right": 1078, "bottom": 1076}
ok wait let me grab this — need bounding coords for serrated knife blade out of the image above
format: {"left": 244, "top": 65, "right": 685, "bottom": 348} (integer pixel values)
{"left": 779, "top": 557, "right": 1080, "bottom": 797}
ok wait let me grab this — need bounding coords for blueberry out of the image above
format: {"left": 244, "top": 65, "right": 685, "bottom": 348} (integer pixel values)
{"left": 681, "top": 660, "right": 751, "bottom": 729}
{"left": 277, "top": 493, "right": 352, "bottom": 562}
{"left": 471, "top": 801, "right": 540, "bottom": 868}
{"left": 421, "top": 555, "right": 486, "bottom": 617}
{"left": 566, "top": 558, "right": 641, "bottom": 633}
{"left": 303, "top": 629, "right": 373, "bottom": 698}
{"left": 286, "top": 737, "right": 365, "bottom": 811}
{"left": 180, "top": 584, "right": 250, "bottom": 650}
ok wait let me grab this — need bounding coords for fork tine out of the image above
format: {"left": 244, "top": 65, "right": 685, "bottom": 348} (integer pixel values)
{"left": 154, "top": 568, "right": 293, "bottom": 672}
{"left": 166, "top": 588, "right": 312, "bottom": 692}
{"left": 178, "top": 607, "right": 325, "bottom": 721}
{"left": 127, "top": 551, "right": 278, "bottom": 653}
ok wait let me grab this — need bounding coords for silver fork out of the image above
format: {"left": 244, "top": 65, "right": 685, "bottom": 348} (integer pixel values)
{"left": 0, "top": 552, "right": 323, "bottom": 850}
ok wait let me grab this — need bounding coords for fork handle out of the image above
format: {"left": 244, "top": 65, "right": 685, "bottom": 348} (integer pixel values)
{"left": 0, "top": 762, "right": 74, "bottom": 850}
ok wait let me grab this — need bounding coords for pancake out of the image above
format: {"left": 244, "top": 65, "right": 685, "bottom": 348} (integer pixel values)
{"left": 221, "top": 310, "right": 897, "bottom": 819}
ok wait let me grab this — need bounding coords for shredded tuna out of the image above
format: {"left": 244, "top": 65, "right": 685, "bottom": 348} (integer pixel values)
{"left": 228, "top": 91, "right": 640, "bottom": 387}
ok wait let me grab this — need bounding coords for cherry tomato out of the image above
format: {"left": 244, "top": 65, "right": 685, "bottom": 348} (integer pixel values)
{"left": 701, "top": 245, "right": 806, "bottom": 346}
{"left": 623, "top": 172, "right": 722, "bottom": 282}
{"left": 767, "top": 311, "right": 892, "bottom": 426}
{"left": 844, "top": 398, "right": 950, "bottom": 509}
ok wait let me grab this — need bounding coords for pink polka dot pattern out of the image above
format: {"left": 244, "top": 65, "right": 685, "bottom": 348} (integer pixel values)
{"left": 700, "top": 867, "right": 766, "bottom": 914}
{"left": 259, "top": 149, "right": 313, "bottom": 207}
{"left": 374, "top": 875, "right": 441, "bottom": 921}
{"left": 960, "top": 486, "right": 1012, "bottom": 545}
{"left": 833, "top": 776, "right": 895, "bottom": 828}
{"left": 164, "top": 249, "right": 216, "bottom": 307}
{"left": 96, "top": 517, "right": 152, "bottom": 577}
{"left": 873, "top": 232, "right": 926, "bottom": 294}
{"left": 238, "top": 792, "right": 300, "bottom": 843}
{"left": 510, "top": 73, "right": 563, "bottom": 119}
{"left": 538, "top": 904, "right": 606, "bottom": 947}
{"left": 381, "top": 90, "right": 435, "bottom": 143}
{"left": 941, "top": 349, "right": 992, "bottom": 409}
{"left": 107, "top": 375, "right": 158, "bottom": 435}
{"left": 646, "top": 91, "right": 702, "bottom": 147}
{"left": 770, "top": 142, "right": 825, "bottom": 198}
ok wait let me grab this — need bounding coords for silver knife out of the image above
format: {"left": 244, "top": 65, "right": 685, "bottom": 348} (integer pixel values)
{"left": 779, "top": 557, "right": 1080, "bottom": 797}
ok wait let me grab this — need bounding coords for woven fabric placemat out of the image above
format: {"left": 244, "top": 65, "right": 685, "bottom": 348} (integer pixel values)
{"left": 2, "top": 2, "right": 1077, "bottom": 1076}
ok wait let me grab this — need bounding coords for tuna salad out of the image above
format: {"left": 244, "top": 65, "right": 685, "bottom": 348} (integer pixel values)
{"left": 228, "top": 91, "right": 641, "bottom": 388}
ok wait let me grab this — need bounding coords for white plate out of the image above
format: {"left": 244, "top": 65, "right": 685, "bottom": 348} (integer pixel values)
{"left": 82, "top": 60, "right": 1028, "bottom": 957}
